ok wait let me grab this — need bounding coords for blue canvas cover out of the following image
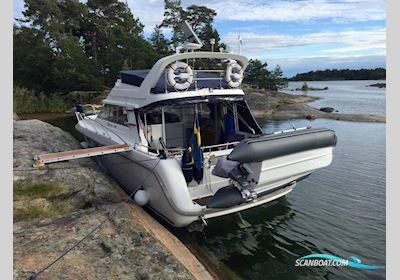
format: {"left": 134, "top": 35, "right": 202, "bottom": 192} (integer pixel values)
{"left": 120, "top": 70, "right": 230, "bottom": 94}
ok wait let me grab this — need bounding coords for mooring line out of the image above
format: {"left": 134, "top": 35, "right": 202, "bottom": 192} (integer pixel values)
{"left": 24, "top": 158, "right": 161, "bottom": 280}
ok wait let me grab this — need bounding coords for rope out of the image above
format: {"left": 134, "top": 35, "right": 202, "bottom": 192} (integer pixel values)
{"left": 25, "top": 211, "right": 113, "bottom": 280}
{"left": 24, "top": 157, "right": 161, "bottom": 280}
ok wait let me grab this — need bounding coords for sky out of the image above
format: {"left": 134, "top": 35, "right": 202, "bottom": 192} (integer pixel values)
{"left": 13, "top": 0, "right": 386, "bottom": 77}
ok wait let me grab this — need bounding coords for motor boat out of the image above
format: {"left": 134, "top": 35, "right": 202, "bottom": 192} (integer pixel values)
{"left": 74, "top": 24, "right": 336, "bottom": 227}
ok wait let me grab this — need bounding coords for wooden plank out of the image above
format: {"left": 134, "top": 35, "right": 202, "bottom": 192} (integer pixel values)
{"left": 37, "top": 144, "right": 130, "bottom": 161}
{"left": 33, "top": 144, "right": 132, "bottom": 167}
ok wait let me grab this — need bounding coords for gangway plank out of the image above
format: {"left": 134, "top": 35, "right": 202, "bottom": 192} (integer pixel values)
{"left": 33, "top": 144, "right": 132, "bottom": 168}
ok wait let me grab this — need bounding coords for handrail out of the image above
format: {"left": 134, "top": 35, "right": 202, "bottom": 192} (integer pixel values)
{"left": 134, "top": 141, "right": 240, "bottom": 157}
{"left": 195, "top": 69, "right": 224, "bottom": 73}
{"left": 83, "top": 104, "right": 103, "bottom": 115}
{"left": 202, "top": 141, "right": 239, "bottom": 153}
{"left": 194, "top": 77, "right": 222, "bottom": 81}
{"left": 140, "top": 51, "right": 248, "bottom": 94}
{"left": 162, "top": 61, "right": 241, "bottom": 93}
{"left": 134, "top": 143, "right": 160, "bottom": 156}
{"left": 201, "top": 141, "right": 240, "bottom": 150}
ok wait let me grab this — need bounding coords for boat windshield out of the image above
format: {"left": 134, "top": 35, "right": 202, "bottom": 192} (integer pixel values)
{"left": 140, "top": 100, "right": 262, "bottom": 150}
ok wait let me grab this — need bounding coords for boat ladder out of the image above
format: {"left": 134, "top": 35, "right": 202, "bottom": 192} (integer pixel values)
{"left": 33, "top": 144, "right": 132, "bottom": 168}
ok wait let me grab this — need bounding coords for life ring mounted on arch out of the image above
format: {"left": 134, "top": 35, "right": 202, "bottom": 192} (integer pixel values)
{"left": 226, "top": 62, "right": 244, "bottom": 88}
{"left": 167, "top": 61, "right": 194, "bottom": 91}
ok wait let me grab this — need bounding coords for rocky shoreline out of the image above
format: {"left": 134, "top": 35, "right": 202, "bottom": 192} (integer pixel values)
{"left": 13, "top": 119, "right": 213, "bottom": 280}
{"left": 13, "top": 87, "right": 384, "bottom": 279}
{"left": 245, "top": 90, "right": 385, "bottom": 123}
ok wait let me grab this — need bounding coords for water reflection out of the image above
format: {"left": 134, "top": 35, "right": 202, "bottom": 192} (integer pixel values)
{"left": 183, "top": 197, "right": 342, "bottom": 279}
{"left": 44, "top": 115, "right": 385, "bottom": 280}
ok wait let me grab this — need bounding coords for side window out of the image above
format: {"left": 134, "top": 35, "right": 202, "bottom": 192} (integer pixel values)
{"left": 115, "top": 107, "right": 128, "bottom": 126}
{"left": 144, "top": 107, "right": 162, "bottom": 125}
{"left": 98, "top": 105, "right": 112, "bottom": 120}
{"left": 98, "top": 105, "right": 128, "bottom": 126}
{"left": 163, "top": 106, "right": 182, "bottom": 123}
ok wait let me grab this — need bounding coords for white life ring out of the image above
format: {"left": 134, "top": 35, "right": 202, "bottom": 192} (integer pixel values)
{"left": 167, "top": 61, "right": 194, "bottom": 91}
{"left": 226, "top": 62, "right": 243, "bottom": 88}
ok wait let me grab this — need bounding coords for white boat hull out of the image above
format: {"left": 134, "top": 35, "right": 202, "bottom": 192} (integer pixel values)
{"left": 78, "top": 123, "right": 332, "bottom": 227}
{"left": 70, "top": 49, "right": 337, "bottom": 228}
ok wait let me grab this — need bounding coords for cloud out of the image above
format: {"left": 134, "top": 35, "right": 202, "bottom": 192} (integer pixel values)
{"left": 15, "top": 0, "right": 386, "bottom": 33}
{"left": 126, "top": 0, "right": 386, "bottom": 33}
{"left": 127, "top": 0, "right": 165, "bottom": 33}
{"left": 126, "top": 0, "right": 386, "bottom": 35}
{"left": 204, "top": 0, "right": 386, "bottom": 22}
{"left": 223, "top": 28, "right": 386, "bottom": 56}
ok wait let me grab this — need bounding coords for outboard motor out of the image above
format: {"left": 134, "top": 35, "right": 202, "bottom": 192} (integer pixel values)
{"left": 181, "top": 148, "right": 193, "bottom": 183}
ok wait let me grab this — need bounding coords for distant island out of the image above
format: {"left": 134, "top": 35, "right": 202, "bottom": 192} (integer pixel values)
{"left": 290, "top": 68, "right": 386, "bottom": 81}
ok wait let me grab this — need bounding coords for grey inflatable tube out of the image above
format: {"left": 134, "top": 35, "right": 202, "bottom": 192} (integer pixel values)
{"left": 227, "top": 128, "right": 337, "bottom": 163}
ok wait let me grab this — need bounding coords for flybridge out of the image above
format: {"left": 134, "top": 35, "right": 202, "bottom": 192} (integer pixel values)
{"left": 104, "top": 51, "right": 249, "bottom": 108}
{"left": 120, "top": 68, "right": 235, "bottom": 94}
{"left": 118, "top": 52, "right": 248, "bottom": 94}
{"left": 104, "top": 20, "right": 249, "bottom": 107}
{"left": 134, "top": 51, "right": 249, "bottom": 94}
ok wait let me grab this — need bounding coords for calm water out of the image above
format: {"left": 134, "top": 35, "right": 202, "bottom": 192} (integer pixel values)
{"left": 282, "top": 80, "right": 386, "bottom": 115}
{"left": 189, "top": 118, "right": 386, "bottom": 280}
{"left": 47, "top": 80, "right": 386, "bottom": 280}
{"left": 181, "top": 81, "right": 385, "bottom": 279}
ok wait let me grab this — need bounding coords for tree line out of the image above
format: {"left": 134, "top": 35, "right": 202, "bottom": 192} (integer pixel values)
{"left": 14, "top": 0, "right": 286, "bottom": 98}
{"left": 290, "top": 68, "right": 386, "bottom": 81}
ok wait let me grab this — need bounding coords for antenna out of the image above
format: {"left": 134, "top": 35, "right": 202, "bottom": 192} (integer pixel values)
{"left": 180, "top": 20, "right": 203, "bottom": 51}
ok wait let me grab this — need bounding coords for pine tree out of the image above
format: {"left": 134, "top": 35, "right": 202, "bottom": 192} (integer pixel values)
{"left": 186, "top": 5, "right": 217, "bottom": 34}
{"left": 161, "top": 0, "right": 186, "bottom": 52}
{"left": 244, "top": 60, "right": 288, "bottom": 91}
{"left": 16, "top": 0, "right": 157, "bottom": 92}
{"left": 270, "top": 65, "right": 288, "bottom": 90}
{"left": 150, "top": 25, "right": 170, "bottom": 56}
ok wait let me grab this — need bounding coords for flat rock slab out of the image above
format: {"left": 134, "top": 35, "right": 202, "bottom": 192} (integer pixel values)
{"left": 245, "top": 90, "right": 385, "bottom": 123}
{"left": 14, "top": 203, "right": 195, "bottom": 280}
{"left": 13, "top": 119, "right": 123, "bottom": 204}
{"left": 13, "top": 119, "right": 212, "bottom": 280}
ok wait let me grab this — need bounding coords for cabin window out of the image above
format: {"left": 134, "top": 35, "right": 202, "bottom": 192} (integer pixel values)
{"left": 163, "top": 105, "right": 194, "bottom": 148}
{"left": 140, "top": 100, "right": 261, "bottom": 150}
{"left": 98, "top": 105, "right": 112, "bottom": 120}
{"left": 98, "top": 105, "right": 128, "bottom": 126}
{"left": 144, "top": 107, "right": 162, "bottom": 125}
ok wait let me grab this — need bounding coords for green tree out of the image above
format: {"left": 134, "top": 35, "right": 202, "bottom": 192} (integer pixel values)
{"left": 51, "top": 36, "right": 101, "bottom": 92}
{"left": 21, "top": 0, "right": 86, "bottom": 42}
{"left": 195, "top": 22, "right": 225, "bottom": 69}
{"left": 244, "top": 59, "right": 272, "bottom": 89}
{"left": 15, "top": 0, "right": 157, "bottom": 93}
{"left": 244, "top": 59, "right": 287, "bottom": 91}
{"left": 19, "top": 0, "right": 101, "bottom": 92}
{"left": 199, "top": 22, "right": 221, "bottom": 51}
{"left": 269, "top": 65, "right": 288, "bottom": 91}
{"left": 161, "top": 1, "right": 221, "bottom": 53}
{"left": 82, "top": 0, "right": 153, "bottom": 85}
{"left": 150, "top": 25, "right": 171, "bottom": 56}
{"left": 13, "top": 25, "right": 55, "bottom": 92}
{"left": 161, "top": 0, "right": 186, "bottom": 51}
{"left": 186, "top": 5, "right": 217, "bottom": 34}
